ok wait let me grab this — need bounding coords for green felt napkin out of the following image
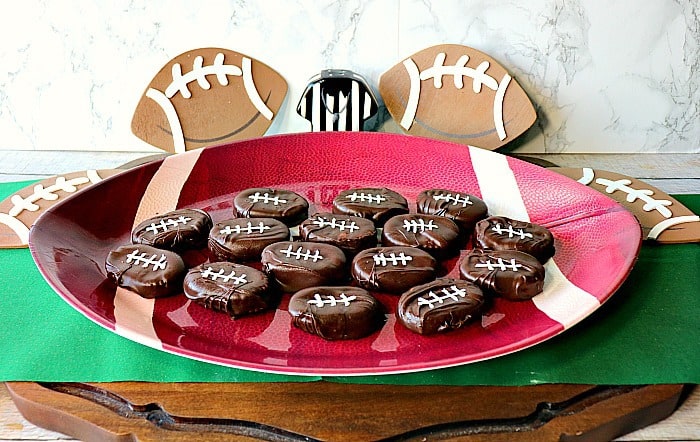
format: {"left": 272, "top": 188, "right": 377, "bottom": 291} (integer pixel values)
{"left": 0, "top": 180, "right": 697, "bottom": 385}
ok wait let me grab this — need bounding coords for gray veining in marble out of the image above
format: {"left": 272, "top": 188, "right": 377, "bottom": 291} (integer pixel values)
{"left": 0, "top": 0, "right": 697, "bottom": 153}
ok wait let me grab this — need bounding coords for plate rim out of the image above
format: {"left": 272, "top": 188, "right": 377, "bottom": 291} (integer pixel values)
{"left": 28, "top": 132, "right": 643, "bottom": 376}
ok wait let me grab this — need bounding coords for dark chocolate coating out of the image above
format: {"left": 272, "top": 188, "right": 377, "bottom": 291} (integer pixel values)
{"left": 397, "top": 278, "right": 485, "bottom": 335}
{"left": 473, "top": 216, "right": 555, "bottom": 263}
{"left": 351, "top": 246, "right": 437, "bottom": 294}
{"left": 131, "top": 208, "right": 212, "bottom": 251}
{"left": 332, "top": 187, "right": 408, "bottom": 225}
{"left": 183, "top": 262, "right": 273, "bottom": 318}
{"left": 459, "top": 249, "right": 545, "bottom": 301}
{"left": 300, "top": 212, "right": 376, "bottom": 256}
{"left": 260, "top": 241, "right": 347, "bottom": 292}
{"left": 416, "top": 189, "right": 488, "bottom": 232}
{"left": 105, "top": 244, "right": 186, "bottom": 298}
{"left": 209, "top": 217, "right": 290, "bottom": 262}
{"left": 288, "top": 286, "right": 385, "bottom": 340}
{"left": 234, "top": 188, "right": 309, "bottom": 226}
{"left": 381, "top": 214, "right": 461, "bottom": 259}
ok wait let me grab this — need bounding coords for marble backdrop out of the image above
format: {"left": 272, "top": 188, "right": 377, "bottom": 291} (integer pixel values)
{"left": 1, "top": 0, "right": 698, "bottom": 153}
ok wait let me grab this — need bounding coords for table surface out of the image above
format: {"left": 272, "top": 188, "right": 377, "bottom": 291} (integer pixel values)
{"left": 0, "top": 149, "right": 698, "bottom": 441}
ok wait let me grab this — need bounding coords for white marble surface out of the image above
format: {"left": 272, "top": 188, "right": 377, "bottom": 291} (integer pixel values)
{"left": 1, "top": 0, "right": 698, "bottom": 153}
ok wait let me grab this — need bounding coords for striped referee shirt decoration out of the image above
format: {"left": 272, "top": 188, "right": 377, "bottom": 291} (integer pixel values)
{"left": 297, "top": 69, "right": 378, "bottom": 132}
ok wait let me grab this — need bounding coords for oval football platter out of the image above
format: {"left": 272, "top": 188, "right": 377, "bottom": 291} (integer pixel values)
{"left": 29, "top": 132, "right": 641, "bottom": 376}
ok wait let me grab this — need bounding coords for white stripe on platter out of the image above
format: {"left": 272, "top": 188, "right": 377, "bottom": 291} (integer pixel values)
{"left": 113, "top": 287, "right": 163, "bottom": 348}
{"left": 113, "top": 149, "right": 204, "bottom": 347}
{"left": 468, "top": 146, "right": 600, "bottom": 328}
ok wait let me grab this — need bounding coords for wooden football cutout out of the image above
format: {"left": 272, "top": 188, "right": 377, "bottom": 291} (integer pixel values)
{"left": 379, "top": 44, "right": 536, "bottom": 150}
{"left": 551, "top": 167, "right": 700, "bottom": 244}
{"left": 131, "top": 48, "right": 288, "bottom": 153}
{"left": 0, "top": 170, "right": 120, "bottom": 248}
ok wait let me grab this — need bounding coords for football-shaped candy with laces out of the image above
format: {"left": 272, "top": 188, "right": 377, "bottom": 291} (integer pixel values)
{"left": 131, "top": 47, "right": 288, "bottom": 153}
{"left": 379, "top": 44, "right": 536, "bottom": 150}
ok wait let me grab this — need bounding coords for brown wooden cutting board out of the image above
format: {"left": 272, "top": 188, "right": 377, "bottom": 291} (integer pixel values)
{"left": 6, "top": 381, "right": 687, "bottom": 441}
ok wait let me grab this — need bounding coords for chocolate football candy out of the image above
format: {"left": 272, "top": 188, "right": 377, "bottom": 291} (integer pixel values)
{"left": 234, "top": 188, "right": 309, "bottom": 227}
{"left": 381, "top": 214, "right": 461, "bottom": 259}
{"left": 416, "top": 188, "right": 488, "bottom": 232}
{"left": 183, "top": 262, "right": 274, "bottom": 318}
{"left": 397, "top": 278, "right": 486, "bottom": 335}
{"left": 332, "top": 187, "right": 408, "bottom": 225}
{"left": 260, "top": 241, "right": 347, "bottom": 292}
{"left": 473, "top": 216, "right": 554, "bottom": 263}
{"left": 209, "top": 217, "right": 290, "bottom": 262}
{"left": 288, "top": 286, "right": 385, "bottom": 340}
{"left": 459, "top": 249, "right": 545, "bottom": 301}
{"left": 351, "top": 246, "right": 437, "bottom": 294}
{"left": 105, "top": 244, "right": 186, "bottom": 298}
{"left": 131, "top": 208, "right": 213, "bottom": 251}
{"left": 299, "top": 212, "right": 376, "bottom": 256}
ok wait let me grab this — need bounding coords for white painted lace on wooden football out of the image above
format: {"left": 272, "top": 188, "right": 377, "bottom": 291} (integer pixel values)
{"left": 146, "top": 53, "right": 274, "bottom": 153}
{"left": 469, "top": 147, "right": 600, "bottom": 328}
{"left": 401, "top": 53, "right": 511, "bottom": 141}
{"left": 578, "top": 168, "right": 700, "bottom": 240}
{"left": 0, "top": 172, "right": 102, "bottom": 245}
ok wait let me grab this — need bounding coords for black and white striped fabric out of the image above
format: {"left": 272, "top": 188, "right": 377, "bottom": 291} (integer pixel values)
{"left": 297, "top": 70, "right": 378, "bottom": 132}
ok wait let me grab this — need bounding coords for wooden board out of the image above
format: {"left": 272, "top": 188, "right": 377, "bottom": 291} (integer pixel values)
{"left": 5, "top": 382, "right": 686, "bottom": 441}
{"left": 549, "top": 167, "right": 700, "bottom": 244}
{"left": 0, "top": 169, "right": 122, "bottom": 248}
{"left": 379, "top": 44, "right": 537, "bottom": 150}
{"left": 131, "top": 48, "right": 288, "bottom": 154}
